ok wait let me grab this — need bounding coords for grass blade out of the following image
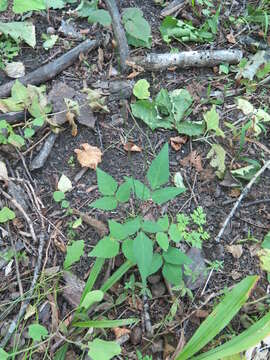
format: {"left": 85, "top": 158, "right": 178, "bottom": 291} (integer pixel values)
{"left": 73, "top": 318, "right": 137, "bottom": 328}
{"left": 80, "top": 258, "right": 105, "bottom": 305}
{"left": 101, "top": 260, "right": 134, "bottom": 293}
{"left": 176, "top": 276, "right": 258, "bottom": 360}
{"left": 192, "top": 311, "right": 270, "bottom": 360}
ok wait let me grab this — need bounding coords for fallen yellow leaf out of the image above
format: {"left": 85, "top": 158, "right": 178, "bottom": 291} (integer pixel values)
{"left": 74, "top": 144, "right": 102, "bottom": 169}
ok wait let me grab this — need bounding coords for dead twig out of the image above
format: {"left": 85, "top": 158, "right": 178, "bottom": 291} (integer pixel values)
{"left": 131, "top": 49, "right": 243, "bottom": 71}
{"left": 216, "top": 159, "right": 270, "bottom": 242}
{"left": 30, "top": 132, "right": 58, "bottom": 170}
{"left": 0, "top": 38, "right": 101, "bottom": 98}
{"left": 161, "top": 0, "right": 186, "bottom": 18}
{"left": 104, "top": 0, "right": 129, "bottom": 73}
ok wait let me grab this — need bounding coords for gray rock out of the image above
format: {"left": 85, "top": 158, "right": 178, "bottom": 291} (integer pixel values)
{"left": 183, "top": 248, "right": 207, "bottom": 290}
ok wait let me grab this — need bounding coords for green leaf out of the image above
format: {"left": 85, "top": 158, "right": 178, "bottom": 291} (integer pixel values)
{"left": 147, "top": 143, "right": 169, "bottom": 190}
{"left": 122, "top": 239, "right": 136, "bottom": 263}
{"left": 149, "top": 253, "right": 163, "bottom": 275}
{"left": 0, "top": 0, "right": 8, "bottom": 11}
{"left": 133, "top": 79, "right": 150, "bottom": 100}
{"left": 75, "top": 0, "right": 98, "bottom": 17}
{"left": 115, "top": 181, "right": 131, "bottom": 203}
{"left": 123, "top": 216, "right": 141, "bottom": 236}
{"left": 75, "top": 318, "right": 137, "bottom": 328}
{"left": 109, "top": 220, "right": 129, "bottom": 240}
{"left": 46, "top": 0, "right": 65, "bottom": 9}
{"left": 87, "top": 339, "right": 121, "bottom": 360}
{"left": 170, "top": 89, "right": 193, "bottom": 123}
{"left": 162, "top": 262, "right": 182, "bottom": 285}
{"left": 53, "top": 344, "right": 69, "bottom": 360}
{"left": 163, "top": 246, "right": 191, "bottom": 265}
{"left": 155, "top": 88, "right": 172, "bottom": 116}
{"left": 262, "top": 231, "right": 270, "bottom": 249}
{"left": 126, "top": 177, "right": 151, "bottom": 200}
{"left": 142, "top": 220, "right": 163, "bottom": 233}
{"left": 168, "top": 223, "right": 183, "bottom": 243}
{"left": 64, "top": 240, "right": 84, "bottom": 269}
{"left": 88, "top": 9, "right": 112, "bottom": 26}
{"left": 28, "top": 323, "right": 48, "bottom": 341}
{"left": 96, "top": 168, "right": 118, "bottom": 196}
{"left": 0, "top": 207, "right": 15, "bottom": 223}
{"left": 80, "top": 290, "right": 104, "bottom": 310}
{"left": 53, "top": 191, "right": 65, "bottom": 202}
{"left": 13, "top": 0, "right": 46, "bottom": 13}
{"left": 89, "top": 236, "right": 119, "bottom": 258}
{"left": 58, "top": 174, "right": 72, "bottom": 193}
{"left": 43, "top": 34, "right": 58, "bottom": 50}
{"left": 90, "top": 197, "right": 118, "bottom": 210}
{"left": 0, "top": 22, "right": 36, "bottom": 47}
{"left": 156, "top": 232, "right": 169, "bottom": 251}
{"left": 8, "top": 133, "right": 25, "bottom": 148}
{"left": 133, "top": 232, "right": 153, "bottom": 284}
{"left": 174, "top": 172, "right": 186, "bottom": 189}
{"left": 32, "top": 117, "right": 45, "bottom": 127}
{"left": 0, "top": 348, "right": 9, "bottom": 360}
{"left": 131, "top": 100, "right": 173, "bottom": 130}
{"left": 176, "top": 276, "right": 259, "bottom": 360}
{"left": 101, "top": 260, "right": 134, "bottom": 293}
{"left": 176, "top": 120, "right": 204, "bottom": 136}
{"left": 207, "top": 144, "right": 226, "bottom": 179}
{"left": 11, "top": 80, "right": 28, "bottom": 103}
{"left": 204, "top": 105, "right": 224, "bottom": 137}
{"left": 157, "top": 215, "right": 169, "bottom": 231}
{"left": 24, "top": 128, "right": 35, "bottom": 139}
{"left": 152, "top": 187, "right": 185, "bottom": 205}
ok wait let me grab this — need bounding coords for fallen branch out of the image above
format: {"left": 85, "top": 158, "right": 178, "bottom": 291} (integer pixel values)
{"left": 161, "top": 0, "right": 186, "bottom": 17}
{"left": 0, "top": 38, "right": 101, "bottom": 98}
{"left": 0, "top": 111, "right": 25, "bottom": 124}
{"left": 104, "top": 0, "right": 129, "bottom": 73}
{"left": 216, "top": 159, "right": 270, "bottom": 243}
{"left": 30, "top": 132, "right": 58, "bottom": 171}
{"left": 131, "top": 49, "right": 243, "bottom": 71}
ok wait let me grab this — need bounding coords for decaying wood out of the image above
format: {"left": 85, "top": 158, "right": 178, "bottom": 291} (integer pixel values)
{"left": 104, "top": 0, "right": 129, "bottom": 73}
{"left": 0, "top": 38, "right": 101, "bottom": 98}
{"left": 161, "top": 0, "right": 186, "bottom": 17}
{"left": 30, "top": 132, "right": 58, "bottom": 171}
{"left": 131, "top": 49, "right": 243, "bottom": 71}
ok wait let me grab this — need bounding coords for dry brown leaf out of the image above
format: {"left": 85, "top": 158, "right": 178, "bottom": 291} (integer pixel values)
{"left": 180, "top": 150, "right": 203, "bottom": 172}
{"left": 113, "top": 327, "right": 131, "bottom": 339}
{"left": 226, "top": 244, "right": 243, "bottom": 259}
{"left": 195, "top": 309, "right": 209, "bottom": 318}
{"left": 66, "top": 111, "right": 77, "bottom": 137}
{"left": 128, "top": 296, "right": 143, "bottom": 311}
{"left": 229, "top": 188, "right": 241, "bottom": 198}
{"left": 98, "top": 47, "right": 104, "bottom": 71}
{"left": 74, "top": 143, "right": 102, "bottom": 169}
{"left": 226, "top": 32, "right": 236, "bottom": 44}
{"left": 170, "top": 136, "right": 187, "bottom": 151}
{"left": 123, "top": 142, "right": 142, "bottom": 152}
{"left": 127, "top": 70, "right": 140, "bottom": 79}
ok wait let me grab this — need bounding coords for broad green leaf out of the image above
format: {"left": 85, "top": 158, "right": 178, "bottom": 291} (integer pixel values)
{"left": 11, "top": 80, "right": 28, "bottom": 103}
{"left": 192, "top": 311, "right": 270, "bottom": 360}
{"left": 8, "top": 133, "right": 25, "bottom": 147}
{"left": 155, "top": 88, "right": 172, "bottom": 116}
{"left": 122, "top": 239, "right": 136, "bottom": 263}
{"left": 231, "top": 161, "right": 261, "bottom": 181}
{"left": 142, "top": 220, "right": 163, "bottom": 233}
{"left": 204, "top": 105, "right": 224, "bottom": 137}
{"left": 53, "top": 344, "right": 69, "bottom": 360}
{"left": 13, "top": 0, "right": 46, "bottom": 13}
{"left": 0, "top": 348, "right": 9, "bottom": 360}
{"left": 101, "top": 260, "right": 134, "bottom": 293}
{"left": 133, "top": 79, "right": 150, "bottom": 100}
{"left": 168, "top": 223, "right": 183, "bottom": 243}
{"left": 148, "top": 253, "right": 163, "bottom": 275}
{"left": 80, "top": 290, "right": 104, "bottom": 310}
{"left": 262, "top": 231, "right": 270, "bottom": 249}
{"left": 237, "top": 98, "right": 254, "bottom": 115}
{"left": 147, "top": 143, "right": 169, "bottom": 190}
{"left": 75, "top": 0, "right": 97, "bottom": 17}
{"left": 58, "top": 174, "right": 72, "bottom": 193}
{"left": 0, "top": 22, "right": 36, "bottom": 47}
{"left": 163, "top": 246, "right": 191, "bottom": 265}
{"left": 133, "top": 232, "right": 153, "bottom": 284}
{"left": 0, "top": 207, "right": 15, "bottom": 223}
{"left": 75, "top": 318, "right": 137, "bottom": 328}
{"left": 162, "top": 262, "right": 182, "bottom": 285}
{"left": 88, "top": 10, "right": 112, "bottom": 26}
{"left": 88, "top": 339, "right": 121, "bottom": 360}
{"left": 157, "top": 215, "right": 169, "bottom": 231}
{"left": 28, "top": 323, "right": 48, "bottom": 341}
{"left": 0, "top": 0, "right": 8, "bottom": 11}
{"left": 176, "top": 276, "right": 259, "bottom": 360}
{"left": 109, "top": 220, "right": 129, "bottom": 240}
{"left": 89, "top": 236, "right": 119, "bottom": 258}
{"left": 43, "top": 34, "right": 58, "bottom": 50}
{"left": 0, "top": 98, "right": 24, "bottom": 112}
{"left": 170, "top": 89, "right": 193, "bottom": 123}
{"left": 126, "top": 177, "right": 151, "bottom": 200}
{"left": 96, "top": 168, "right": 118, "bottom": 196}
{"left": 32, "top": 117, "right": 45, "bottom": 127}
{"left": 46, "top": 0, "right": 65, "bottom": 9}
{"left": 131, "top": 100, "right": 173, "bottom": 130}
{"left": 53, "top": 191, "right": 65, "bottom": 202}
{"left": 115, "top": 181, "right": 131, "bottom": 203}
{"left": 207, "top": 144, "right": 226, "bottom": 179}
{"left": 258, "top": 248, "right": 270, "bottom": 272}
{"left": 152, "top": 187, "right": 185, "bottom": 205}
{"left": 64, "top": 240, "right": 84, "bottom": 269}
{"left": 123, "top": 216, "right": 141, "bottom": 236}
{"left": 90, "top": 197, "right": 118, "bottom": 210}
{"left": 156, "top": 232, "right": 169, "bottom": 251}
{"left": 24, "top": 128, "right": 35, "bottom": 139}
{"left": 176, "top": 120, "right": 204, "bottom": 136}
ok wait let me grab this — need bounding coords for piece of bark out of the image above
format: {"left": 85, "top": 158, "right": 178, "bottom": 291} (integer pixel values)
{"left": 131, "top": 49, "right": 243, "bottom": 71}
{"left": 0, "top": 38, "right": 101, "bottom": 98}
{"left": 161, "top": 0, "right": 186, "bottom": 17}
{"left": 104, "top": 0, "right": 129, "bottom": 73}
{"left": 0, "top": 111, "right": 25, "bottom": 124}
{"left": 30, "top": 132, "right": 58, "bottom": 170}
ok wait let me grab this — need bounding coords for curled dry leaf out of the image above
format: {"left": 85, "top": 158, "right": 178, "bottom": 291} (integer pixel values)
{"left": 123, "top": 141, "right": 142, "bottom": 152}
{"left": 5, "top": 62, "right": 25, "bottom": 78}
{"left": 74, "top": 143, "right": 102, "bottom": 169}
{"left": 226, "top": 244, "right": 243, "bottom": 259}
{"left": 113, "top": 327, "right": 131, "bottom": 339}
{"left": 170, "top": 136, "right": 187, "bottom": 151}
{"left": 226, "top": 32, "right": 236, "bottom": 44}
{"left": 66, "top": 111, "right": 78, "bottom": 137}
{"left": 180, "top": 150, "right": 203, "bottom": 172}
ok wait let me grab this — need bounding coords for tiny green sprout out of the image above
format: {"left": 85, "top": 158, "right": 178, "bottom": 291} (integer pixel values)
{"left": 0, "top": 207, "right": 15, "bottom": 223}
{"left": 208, "top": 260, "right": 224, "bottom": 271}
{"left": 68, "top": 155, "right": 75, "bottom": 167}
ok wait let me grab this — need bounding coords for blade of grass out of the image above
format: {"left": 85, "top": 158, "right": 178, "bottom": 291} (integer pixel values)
{"left": 176, "top": 276, "right": 259, "bottom": 360}
{"left": 73, "top": 318, "right": 137, "bottom": 328}
{"left": 101, "top": 260, "right": 134, "bottom": 293}
{"left": 80, "top": 258, "right": 105, "bottom": 305}
{"left": 192, "top": 311, "right": 270, "bottom": 360}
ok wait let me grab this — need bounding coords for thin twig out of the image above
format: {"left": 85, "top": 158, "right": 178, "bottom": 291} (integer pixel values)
{"left": 216, "top": 159, "right": 270, "bottom": 242}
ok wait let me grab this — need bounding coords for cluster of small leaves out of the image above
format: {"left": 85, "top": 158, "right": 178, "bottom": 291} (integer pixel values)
{"left": 0, "top": 120, "right": 25, "bottom": 148}
{"left": 0, "top": 35, "right": 19, "bottom": 69}
{"left": 131, "top": 79, "right": 204, "bottom": 137}
{"left": 75, "top": 0, "right": 112, "bottom": 27}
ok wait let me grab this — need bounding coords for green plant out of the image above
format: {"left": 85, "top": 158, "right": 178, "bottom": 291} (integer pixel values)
{"left": 0, "top": 36, "right": 19, "bottom": 69}
{"left": 0, "top": 120, "right": 25, "bottom": 148}
{"left": 136, "top": 350, "right": 152, "bottom": 360}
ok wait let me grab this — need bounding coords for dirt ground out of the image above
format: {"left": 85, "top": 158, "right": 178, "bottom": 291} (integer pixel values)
{"left": 1, "top": 0, "right": 270, "bottom": 359}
